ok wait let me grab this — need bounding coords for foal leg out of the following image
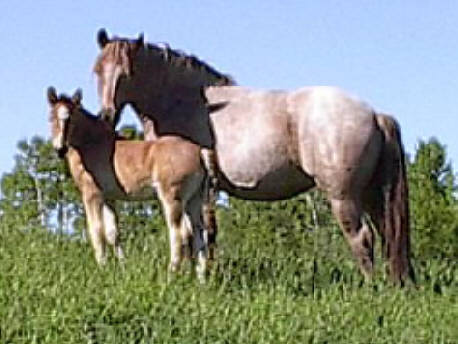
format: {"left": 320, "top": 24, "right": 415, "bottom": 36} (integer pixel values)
{"left": 330, "top": 198, "right": 374, "bottom": 278}
{"left": 158, "top": 187, "right": 185, "bottom": 273}
{"left": 83, "top": 195, "right": 106, "bottom": 265}
{"left": 180, "top": 212, "right": 193, "bottom": 264}
{"left": 102, "top": 201, "right": 125, "bottom": 260}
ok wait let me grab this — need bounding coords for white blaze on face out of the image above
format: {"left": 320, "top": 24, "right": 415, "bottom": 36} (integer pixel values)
{"left": 52, "top": 105, "right": 70, "bottom": 150}
{"left": 100, "top": 61, "right": 124, "bottom": 119}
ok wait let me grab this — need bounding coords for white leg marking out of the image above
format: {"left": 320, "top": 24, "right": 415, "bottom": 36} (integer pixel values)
{"left": 158, "top": 187, "right": 183, "bottom": 273}
{"left": 83, "top": 195, "right": 106, "bottom": 265}
{"left": 102, "top": 202, "right": 124, "bottom": 260}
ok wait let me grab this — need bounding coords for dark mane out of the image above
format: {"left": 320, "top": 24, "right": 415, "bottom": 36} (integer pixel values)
{"left": 94, "top": 35, "right": 236, "bottom": 87}
{"left": 145, "top": 42, "right": 236, "bottom": 86}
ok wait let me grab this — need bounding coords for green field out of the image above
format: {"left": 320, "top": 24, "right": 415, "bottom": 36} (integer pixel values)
{"left": 1, "top": 202, "right": 456, "bottom": 344}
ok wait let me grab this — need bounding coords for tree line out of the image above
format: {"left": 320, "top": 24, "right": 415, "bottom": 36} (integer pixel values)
{"left": 1, "top": 128, "right": 456, "bottom": 260}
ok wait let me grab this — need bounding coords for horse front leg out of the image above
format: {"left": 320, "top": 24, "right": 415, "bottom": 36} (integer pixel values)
{"left": 83, "top": 194, "right": 106, "bottom": 265}
{"left": 102, "top": 201, "right": 125, "bottom": 261}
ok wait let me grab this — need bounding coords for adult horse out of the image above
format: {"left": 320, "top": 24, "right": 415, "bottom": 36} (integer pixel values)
{"left": 93, "top": 29, "right": 415, "bottom": 284}
{"left": 47, "top": 87, "right": 210, "bottom": 277}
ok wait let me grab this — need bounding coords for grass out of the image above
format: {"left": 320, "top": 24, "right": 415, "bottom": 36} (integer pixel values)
{"left": 0, "top": 209, "right": 457, "bottom": 344}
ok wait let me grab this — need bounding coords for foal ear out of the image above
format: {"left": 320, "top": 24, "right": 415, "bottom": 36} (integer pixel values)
{"left": 72, "top": 88, "right": 83, "bottom": 106}
{"left": 47, "top": 86, "right": 58, "bottom": 105}
{"left": 97, "top": 28, "right": 110, "bottom": 48}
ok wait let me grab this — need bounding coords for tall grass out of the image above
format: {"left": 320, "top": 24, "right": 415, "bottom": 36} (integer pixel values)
{"left": 0, "top": 210, "right": 456, "bottom": 343}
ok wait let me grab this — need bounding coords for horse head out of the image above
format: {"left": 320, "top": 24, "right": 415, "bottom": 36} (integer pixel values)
{"left": 94, "top": 28, "right": 144, "bottom": 126}
{"left": 93, "top": 29, "right": 234, "bottom": 130}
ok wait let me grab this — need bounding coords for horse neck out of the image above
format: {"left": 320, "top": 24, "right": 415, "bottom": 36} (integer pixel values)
{"left": 130, "top": 48, "right": 232, "bottom": 116}
{"left": 124, "top": 47, "right": 234, "bottom": 146}
{"left": 67, "top": 109, "right": 114, "bottom": 150}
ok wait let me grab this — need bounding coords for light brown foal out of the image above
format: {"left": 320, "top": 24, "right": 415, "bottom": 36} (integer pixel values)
{"left": 47, "top": 87, "right": 209, "bottom": 277}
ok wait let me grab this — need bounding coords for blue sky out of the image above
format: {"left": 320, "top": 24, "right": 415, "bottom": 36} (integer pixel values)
{"left": 1, "top": 1, "right": 457, "bottom": 176}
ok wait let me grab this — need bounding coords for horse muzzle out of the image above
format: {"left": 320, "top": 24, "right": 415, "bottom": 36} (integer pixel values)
{"left": 57, "top": 146, "right": 68, "bottom": 159}
{"left": 98, "top": 108, "right": 116, "bottom": 124}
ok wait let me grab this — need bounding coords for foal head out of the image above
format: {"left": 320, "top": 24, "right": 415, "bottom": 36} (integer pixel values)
{"left": 47, "top": 87, "right": 82, "bottom": 158}
{"left": 47, "top": 87, "right": 115, "bottom": 158}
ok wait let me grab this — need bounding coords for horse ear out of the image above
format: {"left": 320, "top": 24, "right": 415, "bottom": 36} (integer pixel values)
{"left": 97, "top": 28, "right": 110, "bottom": 48}
{"left": 72, "top": 88, "right": 83, "bottom": 106}
{"left": 135, "top": 33, "right": 144, "bottom": 49}
{"left": 47, "top": 86, "right": 58, "bottom": 105}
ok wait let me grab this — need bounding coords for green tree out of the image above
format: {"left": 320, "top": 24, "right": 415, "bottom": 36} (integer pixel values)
{"left": 408, "top": 138, "right": 458, "bottom": 258}
{"left": 118, "top": 124, "right": 144, "bottom": 140}
{"left": 0, "top": 136, "right": 83, "bottom": 234}
{"left": 219, "top": 190, "right": 338, "bottom": 260}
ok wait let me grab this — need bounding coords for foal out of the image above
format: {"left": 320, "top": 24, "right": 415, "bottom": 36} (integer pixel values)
{"left": 47, "top": 87, "right": 209, "bottom": 276}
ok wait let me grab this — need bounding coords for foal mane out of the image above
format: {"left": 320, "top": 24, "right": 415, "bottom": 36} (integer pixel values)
{"left": 93, "top": 35, "right": 236, "bottom": 87}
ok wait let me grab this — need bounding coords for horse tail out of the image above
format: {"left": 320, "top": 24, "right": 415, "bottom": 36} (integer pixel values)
{"left": 200, "top": 148, "right": 219, "bottom": 260}
{"left": 375, "top": 113, "right": 415, "bottom": 284}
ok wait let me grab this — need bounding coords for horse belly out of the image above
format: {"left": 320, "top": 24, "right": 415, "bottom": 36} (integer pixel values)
{"left": 214, "top": 128, "right": 313, "bottom": 200}
{"left": 219, "top": 163, "right": 315, "bottom": 200}
{"left": 210, "top": 89, "right": 313, "bottom": 200}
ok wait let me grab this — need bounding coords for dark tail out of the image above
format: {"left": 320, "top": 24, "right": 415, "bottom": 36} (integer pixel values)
{"left": 375, "top": 114, "right": 415, "bottom": 284}
{"left": 200, "top": 148, "right": 219, "bottom": 260}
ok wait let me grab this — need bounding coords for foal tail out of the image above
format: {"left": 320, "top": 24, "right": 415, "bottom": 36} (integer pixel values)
{"left": 375, "top": 113, "right": 415, "bottom": 284}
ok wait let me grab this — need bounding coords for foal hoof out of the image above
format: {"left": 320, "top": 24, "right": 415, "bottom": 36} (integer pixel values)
{"left": 96, "top": 256, "right": 107, "bottom": 267}
{"left": 168, "top": 262, "right": 180, "bottom": 274}
{"left": 196, "top": 267, "right": 207, "bottom": 285}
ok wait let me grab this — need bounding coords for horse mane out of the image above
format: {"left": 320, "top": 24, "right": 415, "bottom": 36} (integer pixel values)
{"left": 147, "top": 42, "right": 236, "bottom": 86}
{"left": 93, "top": 36, "right": 236, "bottom": 87}
{"left": 93, "top": 39, "right": 131, "bottom": 76}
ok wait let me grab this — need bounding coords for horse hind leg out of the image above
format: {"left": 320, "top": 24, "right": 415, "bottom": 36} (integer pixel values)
{"left": 363, "top": 187, "right": 386, "bottom": 254}
{"left": 330, "top": 197, "right": 374, "bottom": 279}
{"left": 102, "top": 202, "right": 125, "bottom": 261}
